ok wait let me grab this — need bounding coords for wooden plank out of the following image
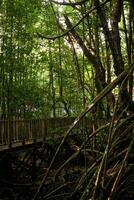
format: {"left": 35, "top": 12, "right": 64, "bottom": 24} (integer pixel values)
{"left": 0, "top": 138, "right": 44, "bottom": 154}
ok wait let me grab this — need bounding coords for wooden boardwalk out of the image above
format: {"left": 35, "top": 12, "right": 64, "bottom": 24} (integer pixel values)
{"left": 0, "top": 117, "right": 91, "bottom": 153}
{"left": 0, "top": 138, "right": 44, "bottom": 154}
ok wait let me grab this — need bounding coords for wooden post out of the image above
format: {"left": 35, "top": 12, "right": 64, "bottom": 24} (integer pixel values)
{"left": 30, "top": 120, "right": 32, "bottom": 139}
{"left": 1, "top": 121, "right": 4, "bottom": 144}
{"left": 13, "top": 120, "right": 15, "bottom": 142}
{"left": 8, "top": 120, "right": 12, "bottom": 148}
{"left": 44, "top": 119, "right": 48, "bottom": 139}
{"left": 16, "top": 120, "right": 19, "bottom": 141}
{"left": 28, "top": 119, "right": 31, "bottom": 140}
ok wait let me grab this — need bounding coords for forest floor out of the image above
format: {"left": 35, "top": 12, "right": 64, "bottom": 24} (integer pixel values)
{"left": 0, "top": 115, "right": 134, "bottom": 200}
{"left": 0, "top": 132, "right": 90, "bottom": 200}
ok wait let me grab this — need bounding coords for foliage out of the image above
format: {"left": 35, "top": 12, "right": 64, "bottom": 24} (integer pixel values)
{"left": 0, "top": 0, "right": 134, "bottom": 199}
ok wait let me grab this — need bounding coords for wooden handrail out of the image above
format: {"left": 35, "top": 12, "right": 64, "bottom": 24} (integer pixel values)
{"left": 0, "top": 117, "right": 91, "bottom": 146}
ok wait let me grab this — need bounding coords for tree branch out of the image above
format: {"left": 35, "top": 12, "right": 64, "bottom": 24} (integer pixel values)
{"left": 94, "top": 0, "right": 124, "bottom": 75}
{"left": 36, "top": 0, "right": 110, "bottom": 40}
{"left": 50, "top": 0, "right": 88, "bottom": 6}
{"left": 111, "top": 0, "right": 124, "bottom": 71}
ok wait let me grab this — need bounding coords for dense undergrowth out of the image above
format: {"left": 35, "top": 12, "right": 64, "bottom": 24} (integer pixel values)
{"left": 0, "top": 112, "right": 133, "bottom": 200}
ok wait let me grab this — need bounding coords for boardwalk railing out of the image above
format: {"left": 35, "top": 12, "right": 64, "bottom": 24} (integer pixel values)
{"left": 0, "top": 119, "right": 47, "bottom": 146}
{"left": 0, "top": 117, "right": 91, "bottom": 147}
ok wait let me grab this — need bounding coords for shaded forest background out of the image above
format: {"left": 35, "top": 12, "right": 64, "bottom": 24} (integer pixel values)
{"left": 0, "top": 1, "right": 134, "bottom": 200}
{"left": 0, "top": 0, "right": 133, "bottom": 120}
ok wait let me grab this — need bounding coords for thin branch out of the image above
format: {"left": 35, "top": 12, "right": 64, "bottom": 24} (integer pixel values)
{"left": 54, "top": 123, "right": 110, "bottom": 178}
{"left": 50, "top": 0, "right": 88, "bottom": 6}
{"left": 109, "top": 125, "right": 134, "bottom": 199}
{"left": 36, "top": 0, "right": 110, "bottom": 40}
